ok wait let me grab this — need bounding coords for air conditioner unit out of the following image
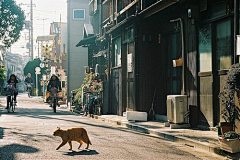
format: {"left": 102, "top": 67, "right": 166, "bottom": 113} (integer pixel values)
{"left": 167, "top": 95, "right": 188, "bottom": 124}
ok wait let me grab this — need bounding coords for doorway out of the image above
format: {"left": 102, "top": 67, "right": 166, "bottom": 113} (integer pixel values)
{"left": 198, "top": 19, "right": 232, "bottom": 127}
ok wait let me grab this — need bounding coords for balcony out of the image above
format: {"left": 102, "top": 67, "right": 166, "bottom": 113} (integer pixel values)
{"left": 89, "top": 0, "right": 98, "bottom": 16}
{"left": 117, "top": 0, "right": 138, "bottom": 14}
{"left": 102, "top": 0, "right": 112, "bottom": 23}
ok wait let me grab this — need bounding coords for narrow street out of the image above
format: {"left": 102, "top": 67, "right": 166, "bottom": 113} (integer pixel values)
{"left": 0, "top": 93, "right": 226, "bottom": 160}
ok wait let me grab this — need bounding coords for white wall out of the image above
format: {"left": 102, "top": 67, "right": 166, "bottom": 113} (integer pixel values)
{"left": 67, "top": 0, "right": 89, "bottom": 101}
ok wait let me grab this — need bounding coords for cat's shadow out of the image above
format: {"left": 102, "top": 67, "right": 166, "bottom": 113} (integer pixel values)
{"left": 63, "top": 149, "right": 99, "bottom": 156}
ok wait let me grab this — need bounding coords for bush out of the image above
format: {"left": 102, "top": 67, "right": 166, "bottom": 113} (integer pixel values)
{"left": 219, "top": 63, "right": 240, "bottom": 126}
{"left": 71, "top": 72, "right": 96, "bottom": 106}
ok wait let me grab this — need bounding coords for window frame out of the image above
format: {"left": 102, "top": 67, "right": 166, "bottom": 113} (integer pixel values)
{"left": 73, "top": 9, "right": 85, "bottom": 20}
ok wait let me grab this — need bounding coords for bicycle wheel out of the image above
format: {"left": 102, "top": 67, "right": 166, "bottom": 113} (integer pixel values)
{"left": 97, "top": 104, "right": 102, "bottom": 115}
{"left": 53, "top": 98, "right": 56, "bottom": 113}
{"left": 28, "top": 88, "right": 31, "bottom": 97}
{"left": 84, "top": 104, "right": 88, "bottom": 116}
{"left": 12, "top": 99, "right": 16, "bottom": 112}
{"left": 7, "top": 96, "right": 11, "bottom": 113}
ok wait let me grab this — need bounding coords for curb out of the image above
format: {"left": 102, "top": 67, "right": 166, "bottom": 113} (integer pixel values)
{"left": 93, "top": 114, "right": 225, "bottom": 156}
{"left": 70, "top": 109, "right": 226, "bottom": 157}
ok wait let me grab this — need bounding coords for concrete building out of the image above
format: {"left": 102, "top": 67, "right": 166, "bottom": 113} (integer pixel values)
{"left": 67, "top": 0, "right": 90, "bottom": 102}
{"left": 4, "top": 52, "right": 25, "bottom": 92}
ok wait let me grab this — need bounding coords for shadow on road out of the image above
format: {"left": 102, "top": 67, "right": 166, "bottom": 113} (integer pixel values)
{"left": 1, "top": 107, "right": 163, "bottom": 140}
{"left": 0, "top": 143, "right": 38, "bottom": 159}
{"left": 0, "top": 127, "right": 3, "bottom": 139}
{"left": 14, "top": 108, "right": 141, "bottom": 133}
{"left": 63, "top": 149, "right": 99, "bottom": 156}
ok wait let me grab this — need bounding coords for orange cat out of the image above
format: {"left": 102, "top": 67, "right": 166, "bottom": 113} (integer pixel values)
{"left": 53, "top": 127, "right": 92, "bottom": 150}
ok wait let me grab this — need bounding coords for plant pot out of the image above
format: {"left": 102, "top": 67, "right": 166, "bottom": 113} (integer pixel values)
{"left": 218, "top": 138, "right": 240, "bottom": 153}
{"left": 220, "top": 122, "right": 233, "bottom": 134}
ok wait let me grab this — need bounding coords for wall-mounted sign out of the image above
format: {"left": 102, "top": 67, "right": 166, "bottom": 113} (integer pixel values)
{"left": 40, "top": 63, "right": 45, "bottom": 68}
{"left": 237, "top": 35, "right": 240, "bottom": 55}
{"left": 127, "top": 53, "right": 132, "bottom": 72}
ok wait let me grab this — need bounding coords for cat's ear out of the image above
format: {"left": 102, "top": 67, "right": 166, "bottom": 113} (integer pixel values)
{"left": 57, "top": 127, "right": 61, "bottom": 130}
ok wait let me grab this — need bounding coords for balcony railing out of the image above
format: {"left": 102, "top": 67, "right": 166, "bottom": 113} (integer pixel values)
{"left": 117, "top": 0, "right": 138, "bottom": 13}
{"left": 89, "top": 0, "right": 98, "bottom": 16}
{"left": 102, "top": 0, "right": 112, "bottom": 23}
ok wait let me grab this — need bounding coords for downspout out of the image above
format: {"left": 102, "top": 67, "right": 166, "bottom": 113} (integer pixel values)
{"left": 234, "top": 0, "right": 239, "bottom": 64}
{"left": 135, "top": 4, "right": 139, "bottom": 112}
{"left": 170, "top": 18, "right": 185, "bottom": 95}
{"left": 108, "top": 34, "right": 111, "bottom": 114}
{"left": 99, "top": 1, "right": 102, "bottom": 36}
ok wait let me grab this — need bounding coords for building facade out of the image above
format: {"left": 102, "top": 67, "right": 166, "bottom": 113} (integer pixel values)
{"left": 77, "top": 0, "right": 240, "bottom": 129}
{"left": 67, "top": 0, "right": 90, "bottom": 102}
{"left": 5, "top": 52, "right": 25, "bottom": 92}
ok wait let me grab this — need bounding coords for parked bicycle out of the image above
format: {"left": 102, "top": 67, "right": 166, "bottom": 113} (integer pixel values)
{"left": 49, "top": 87, "right": 59, "bottom": 113}
{"left": 93, "top": 94, "right": 102, "bottom": 115}
{"left": 82, "top": 91, "right": 94, "bottom": 116}
{"left": 5, "top": 83, "right": 16, "bottom": 113}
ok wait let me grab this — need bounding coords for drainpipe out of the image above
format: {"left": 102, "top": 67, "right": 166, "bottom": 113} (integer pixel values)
{"left": 234, "top": 0, "right": 239, "bottom": 64}
{"left": 107, "top": 34, "right": 112, "bottom": 114}
{"left": 170, "top": 18, "right": 185, "bottom": 95}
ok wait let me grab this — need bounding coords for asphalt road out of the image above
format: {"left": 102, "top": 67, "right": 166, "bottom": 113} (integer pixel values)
{"left": 0, "top": 93, "right": 227, "bottom": 160}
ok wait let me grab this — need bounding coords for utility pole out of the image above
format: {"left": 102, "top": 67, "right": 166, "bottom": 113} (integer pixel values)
{"left": 30, "top": 0, "right": 33, "bottom": 60}
{"left": 19, "top": 0, "right": 35, "bottom": 61}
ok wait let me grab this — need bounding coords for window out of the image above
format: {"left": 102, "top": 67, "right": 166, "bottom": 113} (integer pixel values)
{"left": 216, "top": 19, "right": 231, "bottom": 70}
{"left": 198, "top": 24, "right": 212, "bottom": 72}
{"left": 73, "top": 9, "right": 85, "bottom": 20}
{"left": 123, "top": 26, "right": 134, "bottom": 44}
{"left": 113, "top": 37, "right": 121, "bottom": 67}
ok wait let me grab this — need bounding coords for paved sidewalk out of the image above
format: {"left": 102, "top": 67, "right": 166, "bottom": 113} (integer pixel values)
{"left": 82, "top": 114, "right": 240, "bottom": 159}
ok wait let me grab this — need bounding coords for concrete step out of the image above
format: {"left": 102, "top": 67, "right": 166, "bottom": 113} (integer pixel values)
{"left": 126, "top": 111, "right": 147, "bottom": 121}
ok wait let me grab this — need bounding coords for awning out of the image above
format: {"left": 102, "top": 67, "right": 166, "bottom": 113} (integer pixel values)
{"left": 76, "top": 23, "right": 96, "bottom": 47}
{"left": 83, "top": 24, "right": 94, "bottom": 38}
{"left": 76, "top": 36, "right": 96, "bottom": 47}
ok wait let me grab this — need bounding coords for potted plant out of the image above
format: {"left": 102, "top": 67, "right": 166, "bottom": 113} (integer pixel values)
{"left": 219, "top": 64, "right": 240, "bottom": 132}
{"left": 218, "top": 63, "right": 240, "bottom": 153}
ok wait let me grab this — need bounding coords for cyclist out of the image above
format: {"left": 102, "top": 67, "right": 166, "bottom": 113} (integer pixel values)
{"left": 4, "top": 74, "right": 19, "bottom": 109}
{"left": 47, "top": 74, "right": 62, "bottom": 107}
{"left": 24, "top": 73, "right": 34, "bottom": 95}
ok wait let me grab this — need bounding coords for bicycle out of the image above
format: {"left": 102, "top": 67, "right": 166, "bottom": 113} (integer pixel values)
{"left": 82, "top": 91, "right": 93, "bottom": 116}
{"left": 5, "top": 83, "right": 16, "bottom": 113}
{"left": 26, "top": 83, "right": 32, "bottom": 97}
{"left": 93, "top": 93, "right": 102, "bottom": 115}
{"left": 49, "top": 87, "right": 59, "bottom": 113}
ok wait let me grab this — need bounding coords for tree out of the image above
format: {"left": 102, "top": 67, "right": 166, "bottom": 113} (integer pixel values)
{"left": 0, "top": 66, "right": 6, "bottom": 94}
{"left": 0, "top": 0, "right": 25, "bottom": 48}
{"left": 24, "top": 58, "right": 45, "bottom": 95}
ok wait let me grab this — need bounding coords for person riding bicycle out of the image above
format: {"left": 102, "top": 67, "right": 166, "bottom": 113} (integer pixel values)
{"left": 47, "top": 74, "right": 62, "bottom": 107}
{"left": 24, "top": 73, "right": 34, "bottom": 95}
{"left": 4, "top": 74, "right": 19, "bottom": 109}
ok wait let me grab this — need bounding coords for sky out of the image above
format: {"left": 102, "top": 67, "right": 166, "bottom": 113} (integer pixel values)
{"left": 10, "top": 0, "right": 67, "bottom": 58}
